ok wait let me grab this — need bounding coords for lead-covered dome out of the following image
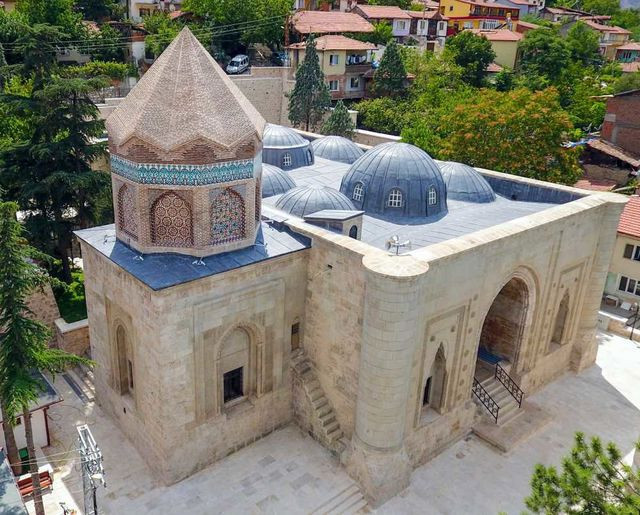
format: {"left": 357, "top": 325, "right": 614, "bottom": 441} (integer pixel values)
{"left": 261, "top": 164, "right": 296, "bottom": 198}
{"left": 311, "top": 136, "right": 364, "bottom": 164}
{"left": 438, "top": 161, "right": 495, "bottom": 203}
{"left": 339, "top": 142, "right": 447, "bottom": 217}
{"left": 262, "top": 124, "right": 314, "bottom": 170}
{"left": 275, "top": 185, "right": 356, "bottom": 218}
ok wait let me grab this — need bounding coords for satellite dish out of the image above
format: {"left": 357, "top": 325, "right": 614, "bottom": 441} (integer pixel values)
{"left": 386, "top": 235, "right": 411, "bottom": 255}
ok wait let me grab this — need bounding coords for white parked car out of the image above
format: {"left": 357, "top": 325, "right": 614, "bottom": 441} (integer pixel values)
{"left": 225, "top": 55, "right": 249, "bottom": 74}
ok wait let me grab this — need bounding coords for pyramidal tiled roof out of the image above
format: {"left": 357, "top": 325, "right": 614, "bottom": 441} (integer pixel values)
{"left": 107, "top": 27, "right": 265, "bottom": 152}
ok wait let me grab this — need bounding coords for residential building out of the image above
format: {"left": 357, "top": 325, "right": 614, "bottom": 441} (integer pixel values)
{"left": 540, "top": 6, "right": 589, "bottom": 23}
{"left": 616, "top": 42, "right": 640, "bottom": 63}
{"left": 515, "top": 19, "right": 540, "bottom": 34}
{"left": 621, "top": 61, "right": 640, "bottom": 73}
{"left": 80, "top": 27, "right": 626, "bottom": 508}
{"left": 561, "top": 19, "right": 631, "bottom": 60}
{"left": 439, "top": 0, "right": 520, "bottom": 34}
{"left": 602, "top": 89, "right": 640, "bottom": 156}
{"left": 127, "top": 0, "right": 182, "bottom": 22}
{"left": 469, "top": 28, "right": 523, "bottom": 69}
{"left": 503, "top": 0, "right": 541, "bottom": 18}
{"left": 290, "top": 10, "right": 374, "bottom": 37}
{"left": 352, "top": 5, "right": 412, "bottom": 40}
{"left": 288, "top": 35, "right": 375, "bottom": 100}
{"left": 604, "top": 196, "right": 640, "bottom": 307}
{"left": 405, "top": 10, "right": 449, "bottom": 48}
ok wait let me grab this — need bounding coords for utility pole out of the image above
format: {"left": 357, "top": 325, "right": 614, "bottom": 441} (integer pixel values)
{"left": 77, "top": 425, "right": 106, "bottom": 515}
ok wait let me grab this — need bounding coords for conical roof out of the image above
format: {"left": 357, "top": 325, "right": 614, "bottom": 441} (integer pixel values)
{"left": 106, "top": 27, "right": 265, "bottom": 153}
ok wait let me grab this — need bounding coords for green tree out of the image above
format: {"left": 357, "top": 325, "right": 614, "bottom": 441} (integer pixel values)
{"left": 76, "top": 0, "right": 122, "bottom": 21}
{"left": 321, "top": 100, "right": 356, "bottom": 138}
{"left": 84, "top": 23, "right": 125, "bottom": 62}
{"left": 17, "top": 0, "right": 82, "bottom": 37}
{"left": 445, "top": 31, "right": 495, "bottom": 87}
{"left": 518, "top": 27, "right": 571, "bottom": 88}
{"left": 494, "top": 68, "right": 515, "bottom": 91}
{"left": 367, "top": 0, "right": 412, "bottom": 8}
{"left": 566, "top": 21, "right": 602, "bottom": 67}
{"left": 373, "top": 40, "right": 408, "bottom": 97}
{"left": 433, "top": 88, "right": 581, "bottom": 184}
{"left": 612, "top": 71, "right": 640, "bottom": 94}
{"left": 525, "top": 432, "right": 640, "bottom": 513}
{"left": 354, "top": 96, "right": 410, "bottom": 134}
{"left": 581, "top": 0, "right": 620, "bottom": 16}
{"left": 0, "top": 201, "right": 90, "bottom": 515}
{"left": 143, "top": 11, "right": 181, "bottom": 57}
{"left": 288, "top": 35, "right": 331, "bottom": 131}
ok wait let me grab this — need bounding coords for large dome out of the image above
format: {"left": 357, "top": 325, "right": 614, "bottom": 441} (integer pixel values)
{"left": 339, "top": 142, "right": 447, "bottom": 217}
{"left": 438, "top": 161, "right": 496, "bottom": 203}
{"left": 311, "top": 136, "right": 364, "bottom": 164}
{"left": 262, "top": 124, "right": 314, "bottom": 170}
{"left": 275, "top": 185, "right": 356, "bottom": 218}
{"left": 261, "top": 164, "right": 296, "bottom": 198}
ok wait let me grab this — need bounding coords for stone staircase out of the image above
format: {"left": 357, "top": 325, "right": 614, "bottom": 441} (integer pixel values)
{"left": 310, "top": 483, "right": 368, "bottom": 515}
{"left": 291, "top": 349, "right": 346, "bottom": 455}
{"left": 478, "top": 376, "right": 522, "bottom": 426}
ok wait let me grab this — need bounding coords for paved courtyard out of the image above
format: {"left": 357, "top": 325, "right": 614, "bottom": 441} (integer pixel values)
{"left": 29, "top": 330, "right": 640, "bottom": 514}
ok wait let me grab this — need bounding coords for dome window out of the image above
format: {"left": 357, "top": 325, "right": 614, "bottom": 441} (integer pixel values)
{"left": 282, "top": 152, "right": 292, "bottom": 168}
{"left": 307, "top": 149, "right": 313, "bottom": 164}
{"left": 387, "top": 188, "right": 403, "bottom": 208}
{"left": 352, "top": 182, "right": 364, "bottom": 202}
{"left": 428, "top": 186, "right": 437, "bottom": 206}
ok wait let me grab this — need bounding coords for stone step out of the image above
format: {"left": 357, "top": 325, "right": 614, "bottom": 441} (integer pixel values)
{"left": 311, "top": 484, "right": 360, "bottom": 515}
{"left": 326, "top": 428, "right": 343, "bottom": 442}
{"left": 317, "top": 404, "right": 332, "bottom": 418}
{"left": 335, "top": 495, "right": 368, "bottom": 515}
{"left": 324, "top": 420, "right": 340, "bottom": 434}
{"left": 319, "top": 413, "right": 336, "bottom": 427}
{"left": 327, "top": 489, "right": 366, "bottom": 515}
{"left": 312, "top": 397, "right": 328, "bottom": 410}
{"left": 308, "top": 387, "right": 324, "bottom": 402}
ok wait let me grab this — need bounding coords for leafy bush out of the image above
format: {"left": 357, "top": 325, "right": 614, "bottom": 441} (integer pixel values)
{"left": 61, "top": 60, "right": 137, "bottom": 80}
{"left": 353, "top": 97, "right": 410, "bottom": 135}
{"left": 54, "top": 269, "right": 88, "bottom": 323}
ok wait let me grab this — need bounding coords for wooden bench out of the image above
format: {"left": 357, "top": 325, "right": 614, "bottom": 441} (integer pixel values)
{"left": 17, "top": 465, "right": 53, "bottom": 498}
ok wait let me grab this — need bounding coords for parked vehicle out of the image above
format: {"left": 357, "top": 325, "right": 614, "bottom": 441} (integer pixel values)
{"left": 270, "top": 51, "right": 287, "bottom": 66}
{"left": 226, "top": 54, "right": 249, "bottom": 74}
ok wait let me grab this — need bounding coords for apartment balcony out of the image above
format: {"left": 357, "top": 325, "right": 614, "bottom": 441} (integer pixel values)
{"left": 345, "top": 63, "right": 372, "bottom": 74}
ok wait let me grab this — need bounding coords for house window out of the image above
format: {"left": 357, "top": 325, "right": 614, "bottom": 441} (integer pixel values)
{"left": 349, "top": 76, "right": 360, "bottom": 89}
{"left": 623, "top": 244, "right": 640, "bottom": 261}
{"left": 463, "top": 21, "right": 473, "bottom": 29}
{"left": 328, "top": 80, "right": 339, "bottom": 91}
{"left": 352, "top": 182, "right": 364, "bottom": 201}
{"left": 329, "top": 54, "right": 339, "bottom": 65}
{"left": 387, "top": 188, "right": 403, "bottom": 208}
{"left": 438, "top": 21, "right": 446, "bottom": 32}
{"left": 282, "top": 152, "right": 292, "bottom": 167}
{"left": 449, "top": 5, "right": 453, "bottom": 10}
{"left": 419, "top": 20, "right": 427, "bottom": 31}
{"left": 619, "top": 275, "right": 640, "bottom": 296}
{"left": 349, "top": 225, "right": 358, "bottom": 239}
{"left": 223, "top": 367, "right": 244, "bottom": 403}
{"left": 139, "top": 8, "right": 151, "bottom": 17}
{"left": 428, "top": 186, "right": 437, "bottom": 206}
{"left": 483, "top": 19, "right": 499, "bottom": 29}
{"left": 115, "top": 325, "right": 133, "bottom": 396}
{"left": 291, "top": 322, "right": 300, "bottom": 351}
{"left": 397, "top": 21, "right": 406, "bottom": 30}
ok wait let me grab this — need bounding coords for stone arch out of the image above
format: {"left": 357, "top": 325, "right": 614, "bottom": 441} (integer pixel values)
{"left": 211, "top": 188, "right": 246, "bottom": 245}
{"left": 349, "top": 225, "right": 358, "bottom": 239}
{"left": 117, "top": 183, "right": 138, "bottom": 240}
{"left": 423, "top": 344, "right": 447, "bottom": 413}
{"left": 550, "top": 291, "right": 571, "bottom": 349}
{"left": 150, "top": 191, "right": 193, "bottom": 247}
{"left": 115, "top": 324, "right": 134, "bottom": 396}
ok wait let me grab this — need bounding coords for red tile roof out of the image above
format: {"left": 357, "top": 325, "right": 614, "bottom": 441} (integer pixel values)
{"left": 487, "top": 62, "right": 504, "bottom": 73}
{"left": 404, "top": 10, "right": 448, "bottom": 20}
{"left": 469, "top": 29, "right": 523, "bottom": 42}
{"left": 356, "top": 5, "right": 412, "bottom": 19}
{"left": 584, "top": 20, "right": 631, "bottom": 34}
{"left": 618, "top": 195, "right": 640, "bottom": 238}
{"left": 291, "top": 11, "right": 374, "bottom": 34}
{"left": 287, "top": 35, "right": 376, "bottom": 51}
{"left": 617, "top": 42, "right": 640, "bottom": 51}
{"left": 621, "top": 61, "right": 640, "bottom": 73}
{"left": 573, "top": 177, "right": 617, "bottom": 191}
{"left": 587, "top": 139, "right": 640, "bottom": 168}
{"left": 516, "top": 20, "right": 541, "bottom": 30}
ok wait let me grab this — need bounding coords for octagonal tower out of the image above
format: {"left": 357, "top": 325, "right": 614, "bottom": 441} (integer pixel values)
{"left": 106, "top": 27, "right": 266, "bottom": 257}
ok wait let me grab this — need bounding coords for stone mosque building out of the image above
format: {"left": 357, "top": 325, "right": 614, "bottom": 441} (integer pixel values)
{"left": 77, "top": 28, "right": 627, "bottom": 506}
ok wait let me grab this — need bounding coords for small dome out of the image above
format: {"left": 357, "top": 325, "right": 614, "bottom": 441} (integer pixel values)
{"left": 263, "top": 124, "right": 309, "bottom": 149}
{"left": 311, "top": 136, "right": 364, "bottom": 164}
{"left": 262, "top": 124, "right": 314, "bottom": 170}
{"left": 340, "top": 142, "right": 447, "bottom": 217}
{"left": 261, "top": 164, "right": 296, "bottom": 198}
{"left": 275, "top": 185, "right": 356, "bottom": 218}
{"left": 438, "top": 161, "right": 496, "bottom": 203}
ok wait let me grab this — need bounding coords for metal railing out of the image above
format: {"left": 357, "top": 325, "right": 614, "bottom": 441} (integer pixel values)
{"left": 495, "top": 363, "right": 524, "bottom": 408}
{"left": 472, "top": 377, "right": 499, "bottom": 423}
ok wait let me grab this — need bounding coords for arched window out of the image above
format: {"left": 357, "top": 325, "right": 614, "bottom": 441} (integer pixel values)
{"left": 423, "top": 345, "right": 446, "bottom": 413}
{"left": 282, "top": 152, "right": 292, "bottom": 168}
{"left": 150, "top": 192, "right": 193, "bottom": 247}
{"left": 428, "top": 186, "right": 437, "bottom": 206}
{"left": 307, "top": 149, "right": 313, "bottom": 164}
{"left": 117, "top": 183, "right": 138, "bottom": 240}
{"left": 550, "top": 292, "right": 570, "bottom": 350}
{"left": 211, "top": 188, "right": 246, "bottom": 244}
{"left": 352, "top": 182, "right": 364, "bottom": 202}
{"left": 220, "top": 328, "right": 251, "bottom": 405}
{"left": 116, "top": 325, "right": 133, "bottom": 396}
{"left": 387, "top": 188, "right": 403, "bottom": 208}
{"left": 349, "top": 225, "right": 358, "bottom": 239}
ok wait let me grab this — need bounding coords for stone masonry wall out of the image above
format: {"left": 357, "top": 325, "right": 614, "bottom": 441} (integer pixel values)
{"left": 26, "top": 284, "right": 61, "bottom": 334}
{"left": 55, "top": 318, "right": 90, "bottom": 356}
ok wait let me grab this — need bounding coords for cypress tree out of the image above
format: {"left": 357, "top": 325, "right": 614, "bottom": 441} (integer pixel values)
{"left": 321, "top": 100, "right": 356, "bottom": 139}
{"left": 373, "top": 40, "right": 407, "bottom": 97}
{"left": 288, "top": 34, "right": 331, "bottom": 131}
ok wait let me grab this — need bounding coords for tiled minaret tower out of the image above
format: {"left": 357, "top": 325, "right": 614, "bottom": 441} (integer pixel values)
{"left": 106, "top": 27, "right": 266, "bottom": 257}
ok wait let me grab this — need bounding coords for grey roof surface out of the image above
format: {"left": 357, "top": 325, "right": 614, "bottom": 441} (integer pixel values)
{"left": 76, "top": 222, "right": 310, "bottom": 291}
{"left": 263, "top": 124, "right": 310, "bottom": 149}
{"left": 0, "top": 450, "right": 27, "bottom": 515}
{"left": 275, "top": 185, "right": 356, "bottom": 218}
{"left": 265, "top": 157, "right": 561, "bottom": 250}
{"left": 261, "top": 164, "right": 296, "bottom": 198}
{"left": 438, "top": 161, "right": 496, "bottom": 203}
{"left": 0, "top": 371, "right": 62, "bottom": 424}
{"left": 311, "top": 136, "right": 364, "bottom": 164}
{"left": 304, "top": 209, "right": 364, "bottom": 221}
{"left": 339, "top": 142, "right": 448, "bottom": 218}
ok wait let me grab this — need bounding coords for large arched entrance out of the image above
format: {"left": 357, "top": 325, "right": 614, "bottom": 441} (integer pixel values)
{"left": 475, "top": 277, "right": 529, "bottom": 380}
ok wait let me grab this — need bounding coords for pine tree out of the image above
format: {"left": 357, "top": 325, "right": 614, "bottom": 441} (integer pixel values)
{"left": 373, "top": 40, "right": 407, "bottom": 97}
{"left": 288, "top": 35, "right": 331, "bottom": 131}
{"left": 321, "top": 100, "right": 356, "bottom": 139}
{"left": 0, "top": 202, "right": 91, "bottom": 515}
{"left": 525, "top": 432, "right": 640, "bottom": 513}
